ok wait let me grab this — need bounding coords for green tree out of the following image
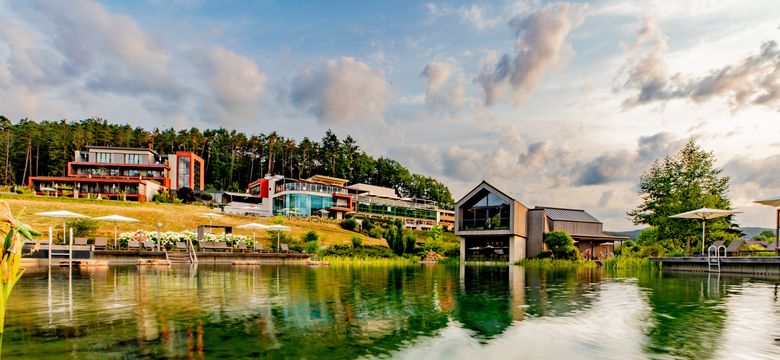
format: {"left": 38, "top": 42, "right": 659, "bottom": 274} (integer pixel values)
{"left": 543, "top": 230, "right": 579, "bottom": 260}
{"left": 628, "top": 140, "right": 735, "bottom": 254}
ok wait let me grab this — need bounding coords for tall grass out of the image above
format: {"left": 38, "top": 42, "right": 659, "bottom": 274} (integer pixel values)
{"left": 603, "top": 255, "right": 662, "bottom": 272}
{"left": 515, "top": 258, "right": 597, "bottom": 269}
{"left": 317, "top": 255, "right": 419, "bottom": 266}
{"left": 0, "top": 201, "right": 38, "bottom": 357}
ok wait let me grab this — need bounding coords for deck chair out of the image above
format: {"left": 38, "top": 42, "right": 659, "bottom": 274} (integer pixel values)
{"left": 213, "top": 242, "right": 229, "bottom": 252}
{"left": 128, "top": 241, "right": 141, "bottom": 250}
{"left": 74, "top": 237, "right": 89, "bottom": 246}
{"left": 200, "top": 241, "right": 215, "bottom": 251}
{"left": 254, "top": 242, "right": 264, "bottom": 253}
{"left": 237, "top": 242, "right": 248, "bottom": 252}
{"left": 93, "top": 237, "right": 108, "bottom": 250}
{"left": 280, "top": 243, "right": 289, "bottom": 253}
{"left": 142, "top": 240, "right": 155, "bottom": 249}
{"left": 175, "top": 242, "right": 188, "bottom": 251}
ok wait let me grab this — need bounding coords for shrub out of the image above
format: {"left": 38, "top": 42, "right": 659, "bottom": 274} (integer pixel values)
{"left": 351, "top": 236, "right": 363, "bottom": 248}
{"left": 638, "top": 243, "right": 665, "bottom": 258}
{"left": 667, "top": 248, "right": 685, "bottom": 257}
{"left": 422, "top": 238, "right": 445, "bottom": 255}
{"left": 177, "top": 187, "right": 195, "bottom": 203}
{"left": 270, "top": 215, "right": 285, "bottom": 225}
{"left": 66, "top": 218, "right": 99, "bottom": 238}
{"left": 443, "top": 243, "right": 460, "bottom": 258}
{"left": 305, "top": 240, "right": 319, "bottom": 254}
{"left": 199, "top": 192, "right": 213, "bottom": 201}
{"left": 544, "top": 231, "right": 579, "bottom": 260}
{"left": 301, "top": 230, "right": 319, "bottom": 243}
{"left": 535, "top": 250, "right": 554, "bottom": 259}
{"left": 367, "top": 227, "right": 384, "bottom": 239}
{"left": 341, "top": 218, "right": 358, "bottom": 231}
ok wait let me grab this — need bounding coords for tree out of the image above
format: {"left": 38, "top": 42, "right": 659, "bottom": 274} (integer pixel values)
{"left": 543, "top": 230, "right": 579, "bottom": 260}
{"left": 628, "top": 140, "right": 735, "bottom": 254}
{"left": 754, "top": 230, "right": 776, "bottom": 242}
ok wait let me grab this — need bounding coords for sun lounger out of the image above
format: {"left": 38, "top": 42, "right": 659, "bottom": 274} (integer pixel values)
{"left": 200, "top": 241, "right": 214, "bottom": 251}
{"left": 237, "top": 242, "right": 248, "bottom": 252}
{"left": 93, "top": 237, "right": 108, "bottom": 250}
{"left": 142, "top": 240, "right": 155, "bottom": 249}
{"left": 128, "top": 241, "right": 140, "bottom": 250}
{"left": 175, "top": 242, "right": 188, "bottom": 251}
{"left": 280, "top": 243, "right": 289, "bottom": 253}
{"left": 254, "top": 242, "right": 264, "bottom": 253}
{"left": 213, "top": 242, "right": 230, "bottom": 252}
{"left": 74, "top": 237, "right": 89, "bottom": 246}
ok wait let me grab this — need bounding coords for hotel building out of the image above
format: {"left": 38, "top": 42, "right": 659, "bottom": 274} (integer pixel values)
{"left": 28, "top": 146, "right": 204, "bottom": 202}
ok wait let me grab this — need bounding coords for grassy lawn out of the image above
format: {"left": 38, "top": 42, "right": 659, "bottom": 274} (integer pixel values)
{"left": 0, "top": 194, "right": 380, "bottom": 248}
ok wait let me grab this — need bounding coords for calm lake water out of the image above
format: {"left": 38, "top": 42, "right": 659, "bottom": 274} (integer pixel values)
{"left": 3, "top": 265, "right": 780, "bottom": 359}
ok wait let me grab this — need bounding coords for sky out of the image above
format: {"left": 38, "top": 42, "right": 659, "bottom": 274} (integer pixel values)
{"left": 1, "top": 0, "right": 779, "bottom": 230}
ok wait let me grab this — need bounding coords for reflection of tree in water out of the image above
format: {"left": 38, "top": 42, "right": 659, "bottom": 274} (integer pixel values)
{"left": 453, "top": 266, "right": 512, "bottom": 340}
{"left": 638, "top": 272, "right": 730, "bottom": 360}
{"left": 523, "top": 267, "right": 601, "bottom": 318}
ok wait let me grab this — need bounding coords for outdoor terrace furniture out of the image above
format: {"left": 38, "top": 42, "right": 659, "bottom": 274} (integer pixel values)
{"left": 280, "top": 243, "right": 289, "bottom": 253}
{"left": 93, "top": 237, "right": 108, "bottom": 250}
{"left": 200, "top": 241, "right": 214, "bottom": 251}
{"left": 237, "top": 242, "right": 248, "bottom": 252}
{"left": 175, "top": 242, "right": 188, "bottom": 251}
{"left": 213, "top": 242, "right": 230, "bottom": 252}
{"left": 254, "top": 242, "right": 264, "bottom": 253}
{"left": 128, "top": 241, "right": 141, "bottom": 250}
{"left": 142, "top": 241, "right": 155, "bottom": 250}
{"left": 74, "top": 237, "right": 89, "bottom": 246}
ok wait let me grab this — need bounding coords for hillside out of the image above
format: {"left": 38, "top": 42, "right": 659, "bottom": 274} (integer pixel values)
{"left": 0, "top": 194, "right": 381, "bottom": 247}
{"left": 606, "top": 227, "right": 776, "bottom": 241}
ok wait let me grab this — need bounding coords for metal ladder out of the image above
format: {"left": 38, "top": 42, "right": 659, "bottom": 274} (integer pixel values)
{"left": 707, "top": 245, "right": 726, "bottom": 273}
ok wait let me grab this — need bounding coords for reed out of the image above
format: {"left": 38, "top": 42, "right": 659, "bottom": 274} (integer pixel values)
{"left": 515, "top": 258, "right": 597, "bottom": 269}
{"left": 317, "top": 256, "right": 419, "bottom": 266}
{"left": 603, "top": 255, "right": 661, "bottom": 271}
{"left": 0, "top": 201, "right": 39, "bottom": 357}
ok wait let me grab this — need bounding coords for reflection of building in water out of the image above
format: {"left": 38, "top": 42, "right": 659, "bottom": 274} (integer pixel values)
{"left": 456, "top": 181, "right": 628, "bottom": 262}
{"left": 455, "top": 266, "right": 513, "bottom": 339}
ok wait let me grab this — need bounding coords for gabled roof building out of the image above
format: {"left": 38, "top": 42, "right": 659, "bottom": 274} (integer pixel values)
{"left": 455, "top": 181, "right": 627, "bottom": 263}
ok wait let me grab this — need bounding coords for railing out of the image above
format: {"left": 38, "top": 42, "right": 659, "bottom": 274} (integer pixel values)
{"left": 188, "top": 239, "right": 198, "bottom": 264}
{"left": 707, "top": 245, "right": 726, "bottom": 273}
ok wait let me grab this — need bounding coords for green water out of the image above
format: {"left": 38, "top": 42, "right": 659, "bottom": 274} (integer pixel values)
{"left": 3, "top": 265, "right": 780, "bottom": 359}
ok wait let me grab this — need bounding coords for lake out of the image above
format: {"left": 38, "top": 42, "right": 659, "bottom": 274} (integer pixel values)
{"left": 3, "top": 265, "right": 780, "bottom": 359}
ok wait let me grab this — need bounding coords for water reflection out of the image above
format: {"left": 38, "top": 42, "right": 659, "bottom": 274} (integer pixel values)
{"left": 3, "top": 265, "right": 780, "bottom": 359}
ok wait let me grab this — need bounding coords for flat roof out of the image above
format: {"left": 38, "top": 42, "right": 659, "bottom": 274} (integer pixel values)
{"left": 86, "top": 146, "right": 159, "bottom": 155}
{"left": 538, "top": 207, "right": 602, "bottom": 224}
{"left": 307, "top": 174, "right": 349, "bottom": 186}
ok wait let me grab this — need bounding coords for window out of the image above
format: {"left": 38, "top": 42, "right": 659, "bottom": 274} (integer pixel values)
{"left": 96, "top": 153, "right": 112, "bottom": 163}
{"left": 193, "top": 160, "right": 202, "bottom": 190}
{"left": 459, "top": 189, "right": 511, "bottom": 231}
{"left": 126, "top": 154, "right": 141, "bottom": 164}
{"left": 178, "top": 156, "right": 190, "bottom": 189}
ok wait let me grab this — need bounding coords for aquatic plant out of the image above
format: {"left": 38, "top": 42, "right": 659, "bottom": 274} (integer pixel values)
{"left": 0, "top": 202, "right": 39, "bottom": 357}
{"left": 515, "top": 258, "right": 596, "bottom": 269}
{"left": 603, "top": 255, "right": 662, "bottom": 271}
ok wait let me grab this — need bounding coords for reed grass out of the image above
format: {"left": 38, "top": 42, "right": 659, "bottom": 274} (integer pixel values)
{"left": 603, "top": 255, "right": 661, "bottom": 271}
{"left": 317, "top": 255, "right": 419, "bottom": 266}
{"left": 515, "top": 258, "right": 597, "bottom": 269}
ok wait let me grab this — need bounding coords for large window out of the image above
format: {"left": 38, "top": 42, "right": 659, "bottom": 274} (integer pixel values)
{"left": 126, "top": 154, "right": 141, "bottom": 164}
{"left": 178, "top": 156, "right": 190, "bottom": 188}
{"left": 459, "top": 190, "right": 511, "bottom": 231}
{"left": 193, "top": 161, "right": 202, "bottom": 190}
{"left": 273, "top": 194, "right": 334, "bottom": 217}
{"left": 96, "top": 153, "right": 112, "bottom": 163}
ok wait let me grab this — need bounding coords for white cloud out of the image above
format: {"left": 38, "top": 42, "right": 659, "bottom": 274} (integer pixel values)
{"left": 421, "top": 61, "right": 465, "bottom": 113}
{"left": 291, "top": 57, "right": 390, "bottom": 124}
{"left": 197, "top": 47, "right": 267, "bottom": 124}
{"left": 476, "top": 2, "right": 588, "bottom": 106}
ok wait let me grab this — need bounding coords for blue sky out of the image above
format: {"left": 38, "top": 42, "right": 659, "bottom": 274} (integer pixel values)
{"left": 2, "top": 0, "right": 780, "bottom": 230}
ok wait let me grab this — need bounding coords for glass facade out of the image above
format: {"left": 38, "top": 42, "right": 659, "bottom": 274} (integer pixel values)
{"left": 177, "top": 156, "right": 190, "bottom": 189}
{"left": 193, "top": 161, "right": 202, "bottom": 189}
{"left": 273, "top": 194, "right": 334, "bottom": 217}
{"left": 96, "top": 153, "right": 112, "bottom": 163}
{"left": 356, "top": 202, "right": 437, "bottom": 220}
{"left": 125, "top": 154, "right": 141, "bottom": 164}
{"left": 459, "top": 190, "right": 511, "bottom": 231}
{"left": 276, "top": 182, "right": 348, "bottom": 195}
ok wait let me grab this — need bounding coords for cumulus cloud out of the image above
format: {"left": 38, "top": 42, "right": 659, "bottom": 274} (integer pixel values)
{"left": 458, "top": 4, "right": 502, "bottom": 30}
{"left": 476, "top": 2, "right": 588, "bottom": 106}
{"left": 197, "top": 47, "right": 266, "bottom": 124}
{"left": 291, "top": 57, "right": 390, "bottom": 124}
{"left": 724, "top": 154, "right": 780, "bottom": 189}
{"left": 620, "top": 20, "right": 780, "bottom": 110}
{"left": 575, "top": 132, "right": 685, "bottom": 186}
{"left": 421, "top": 61, "right": 465, "bottom": 113}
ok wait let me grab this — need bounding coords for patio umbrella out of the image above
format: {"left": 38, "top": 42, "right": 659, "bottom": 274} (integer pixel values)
{"left": 200, "top": 212, "right": 223, "bottom": 225}
{"left": 754, "top": 197, "right": 780, "bottom": 252}
{"left": 237, "top": 222, "right": 269, "bottom": 241}
{"left": 36, "top": 210, "right": 89, "bottom": 243}
{"left": 670, "top": 207, "right": 740, "bottom": 254}
{"left": 93, "top": 214, "right": 139, "bottom": 248}
{"left": 267, "top": 224, "right": 291, "bottom": 252}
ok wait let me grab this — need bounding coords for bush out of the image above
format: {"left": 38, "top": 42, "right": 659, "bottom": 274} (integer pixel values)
{"left": 667, "top": 248, "right": 685, "bottom": 257}
{"left": 638, "top": 243, "right": 665, "bottom": 258}
{"left": 351, "top": 236, "right": 362, "bottom": 248}
{"left": 535, "top": 250, "right": 554, "bottom": 259}
{"left": 422, "top": 238, "right": 445, "bottom": 255}
{"left": 305, "top": 240, "right": 319, "bottom": 254}
{"left": 318, "top": 244, "right": 395, "bottom": 258}
{"left": 301, "top": 230, "right": 319, "bottom": 243}
{"left": 367, "top": 227, "right": 384, "bottom": 239}
{"left": 443, "top": 243, "right": 460, "bottom": 258}
{"left": 544, "top": 231, "right": 579, "bottom": 260}
{"left": 66, "top": 218, "right": 99, "bottom": 238}
{"left": 199, "top": 192, "right": 213, "bottom": 201}
{"left": 341, "top": 218, "right": 358, "bottom": 231}
{"left": 177, "top": 187, "right": 195, "bottom": 203}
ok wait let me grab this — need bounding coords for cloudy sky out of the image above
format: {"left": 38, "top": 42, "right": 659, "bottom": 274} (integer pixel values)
{"left": 1, "top": 0, "right": 779, "bottom": 230}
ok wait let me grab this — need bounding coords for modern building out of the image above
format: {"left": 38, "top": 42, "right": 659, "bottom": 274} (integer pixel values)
{"left": 455, "top": 181, "right": 627, "bottom": 263}
{"left": 28, "top": 146, "right": 204, "bottom": 202}
{"left": 241, "top": 174, "right": 449, "bottom": 230}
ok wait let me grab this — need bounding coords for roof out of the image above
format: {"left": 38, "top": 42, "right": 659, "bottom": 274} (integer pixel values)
{"left": 455, "top": 180, "right": 517, "bottom": 206}
{"left": 307, "top": 174, "right": 349, "bottom": 186}
{"left": 539, "top": 207, "right": 601, "bottom": 223}
{"left": 726, "top": 239, "right": 744, "bottom": 252}
{"left": 86, "top": 146, "right": 158, "bottom": 155}
{"left": 570, "top": 233, "right": 629, "bottom": 242}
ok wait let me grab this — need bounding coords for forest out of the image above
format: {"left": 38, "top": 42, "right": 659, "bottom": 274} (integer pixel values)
{"left": 0, "top": 116, "right": 455, "bottom": 208}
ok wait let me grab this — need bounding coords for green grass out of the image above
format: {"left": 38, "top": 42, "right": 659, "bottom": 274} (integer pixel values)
{"left": 515, "top": 258, "right": 597, "bottom": 269}
{"left": 603, "top": 255, "right": 662, "bottom": 271}
{"left": 317, "top": 255, "right": 419, "bottom": 266}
